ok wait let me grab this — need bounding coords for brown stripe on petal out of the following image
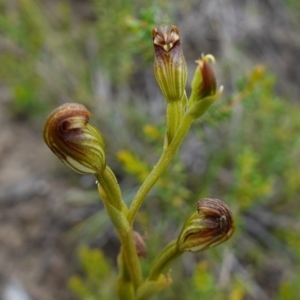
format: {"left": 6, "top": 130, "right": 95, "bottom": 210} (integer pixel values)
{"left": 152, "top": 25, "right": 187, "bottom": 101}
{"left": 177, "top": 198, "right": 234, "bottom": 252}
{"left": 43, "top": 103, "right": 106, "bottom": 175}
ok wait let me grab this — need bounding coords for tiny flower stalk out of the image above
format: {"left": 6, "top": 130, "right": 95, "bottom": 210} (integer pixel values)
{"left": 187, "top": 55, "right": 223, "bottom": 119}
{"left": 152, "top": 25, "right": 188, "bottom": 145}
{"left": 96, "top": 167, "right": 127, "bottom": 212}
{"left": 147, "top": 240, "right": 180, "bottom": 282}
{"left": 137, "top": 271, "right": 172, "bottom": 300}
{"left": 117, "top": 251, "right": 135, "bottom": 300}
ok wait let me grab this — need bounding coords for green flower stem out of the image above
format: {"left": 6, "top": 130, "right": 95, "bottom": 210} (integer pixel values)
{"left": 165, "top": 98, "right": 185, "bottom": 147}
{"left": 117, "top": 250, "right": 135, "bottom": 300}
{"left": 128, "top": 113, "right": 194, "bottom": 225}
{"left": 136, "top": 274, "right": 172, "bottom": 300}
{"left": 136, "top": 240, "right": 181, "bottom": 299}
{"left": 95, "top": 168, "right": 143, "bottom": 291}
{"left": 97, "top": 194, "right": 143, "bottom": 291}
{"left": 95, "top": 166, "right": 128, "bottom": 213}
{"left": 119, "top": 226, "right": 144, "bottom": 290}
{"left": 148, "top": 239, "right": 182, "bottom": 281}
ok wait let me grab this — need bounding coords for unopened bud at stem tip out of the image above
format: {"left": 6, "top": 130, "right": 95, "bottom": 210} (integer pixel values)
{"left": 152, "top": 25, "right": 187, "bottom": 102}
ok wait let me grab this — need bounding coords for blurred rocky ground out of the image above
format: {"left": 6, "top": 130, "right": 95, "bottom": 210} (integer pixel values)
{"left": 0, "top": 0, "right": 300, "bottom": 299}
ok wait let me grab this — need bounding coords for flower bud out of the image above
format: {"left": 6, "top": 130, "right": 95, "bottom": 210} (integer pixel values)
{"left": 152, "top": 25, "right": 187, "bottom": 101}
{"left": 192, "top": 55, "right": 217, "bottom": 99}
{"left": 187, "top": 55, "right": 223, "bottom": 119}
{"left": 133, "top": 231, "right": 147, "bottom": 259}
{"left": 177, "top": 198, "right": 234, "bottom": 252}
{"left": 43, "top": 103, "right": 106, "bottom": 174}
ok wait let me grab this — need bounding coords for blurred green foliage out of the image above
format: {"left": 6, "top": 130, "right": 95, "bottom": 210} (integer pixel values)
{"left": 0, "top": 0, "right": 168, "bottom": 119}
{"left": 68, "top": 246, "right": 117, "bottom": 300}
{"left": 284, "top": 0, "right": 300, "bottom": 12}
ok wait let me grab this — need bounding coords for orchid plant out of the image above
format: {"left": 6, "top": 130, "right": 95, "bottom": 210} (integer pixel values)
{"left": 43, "top": 25, "right": 234, "bottom": 300}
